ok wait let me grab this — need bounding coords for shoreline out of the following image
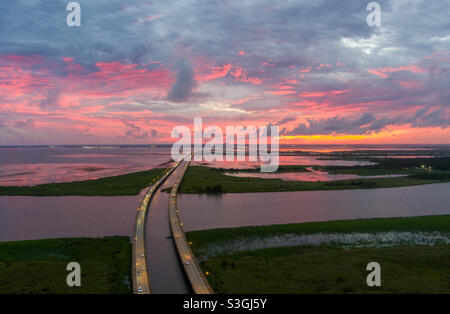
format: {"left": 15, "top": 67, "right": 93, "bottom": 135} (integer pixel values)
{"left": 2, "top": 160, "right": 450, "bottom": 196}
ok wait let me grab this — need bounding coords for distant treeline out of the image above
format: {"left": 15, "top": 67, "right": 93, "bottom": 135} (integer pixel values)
{"left": 373, "top": 157, "right": 450, "bottom": 170}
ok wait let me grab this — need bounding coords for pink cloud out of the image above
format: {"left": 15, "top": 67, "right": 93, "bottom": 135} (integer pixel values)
{"left": 135, "top": 14, "right": 165, "bottom": 24}
{"left": 369, "top": 65, "right": 427, "bottom": 78}
{"left": 265, "top": 90, "right": 296, "bottom": 95}
{"left": 278, "top": 85, "right": 294, "bottom": 90}
{"left": 232, "top": 66, "right": 263, "bottom": 85}
{"left": 196, "top": 63, "right": 231, "bottom": 82}
{"left": 239, "top": 76, "right": 263, "bottom": 85}
{"left": 231, "top": 66, "right": 243, "bottom": 78}
{"left": 299, "top": 67, "right": 311, "bottom": 73}
{"left": 0, "top": 55, "right": 173, "bottom": 114}
{"left": 2, "top": 51, "right": 448, "bottom": 145}
{"left": 300, "top": 89, "right": 349, "bottom": 98}
{"left": 368, "top": 69, "right": 389, "bottom": 78}
{"left": 233, "top": 95, "right": 260, "bottom": 105}
{"left": 395, "top": 80, "right": 423, "bottom": 89}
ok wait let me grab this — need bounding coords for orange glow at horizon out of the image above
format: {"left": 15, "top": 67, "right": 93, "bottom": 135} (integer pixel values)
{"left": 278, "top": 127, "right": 450, "bottom": 144}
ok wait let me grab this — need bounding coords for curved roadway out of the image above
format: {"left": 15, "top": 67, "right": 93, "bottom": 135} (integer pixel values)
{"left": 168, "top": 157, "right": 214, "bottom": 294}
{"left": 132, "top": 161, "right": 181, "bottom": 294}
{"left": 133, "top": 154, "right": 212, "bottom": 294}
{"left": 145, "top": 160, "right": 191, "bottom": 293}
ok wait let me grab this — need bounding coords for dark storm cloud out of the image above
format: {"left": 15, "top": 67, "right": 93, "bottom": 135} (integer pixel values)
{"left": 122, "top": 120, "right": 147, "bottom": 138}
{"left": 276, "top": 117, "right": 296, "bottom": 125}
{"left": 1, "top": 0, "right": 447, "bottom": 67}
{"left": 284, "top": 108, "right": 449, "bottom": 136}
{"left": 0, "top": 0, "right": 386, "bottom": 67}
{"left": 167, "top": 58, "right": 198, "bottom": 102}
{"left": 283, "top": 113, "right": 402, "bottom": 136}
{"left": 407, "top": 108, "right": 450, "bottom": 129}
{"left": 0, "top": 0, "right": 171, "bottom": 66}
{"left": 283, "top": 114, "right": 374, "bottom": 136}
{"left": 0, "top": 0, "right": 447, "bottom": 88}
{"left": 122, "top": 120, "right": 159, "bottom": 139}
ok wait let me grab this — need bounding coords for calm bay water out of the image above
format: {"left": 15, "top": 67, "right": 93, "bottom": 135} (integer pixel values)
{"left": 2, "top": 182, "right": 449, "bottom": 242}
{"left": 0, "top": 146, "right": 371, "bottom": 186}
{"left": 0, "top": 146, "right": 172, "bottom": 186}
{"left": 0, "top": 194, "right": 142, "bottom": 242}
{"left": 2, "top": 144, "right": 448, "bottom": 185}
{"left": 1, "top": 145, "right": 449, "bottom": 242}
{"left": 179, "top": 182, "right": 450, "bottom": 232}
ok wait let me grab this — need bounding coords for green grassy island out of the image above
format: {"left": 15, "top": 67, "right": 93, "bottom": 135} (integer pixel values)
{"left": 179, "top": 158, "right": 450, "bottom": 194}
{"left": 0, "top": 168, "right": 166, "bottom": 196}
{"left": 187, "top": 215, "right": 450, "bottom": 294}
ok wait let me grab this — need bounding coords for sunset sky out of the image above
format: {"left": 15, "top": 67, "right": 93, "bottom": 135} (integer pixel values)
{"left": 0, "top": 0, "right": 449, "bottom": 145}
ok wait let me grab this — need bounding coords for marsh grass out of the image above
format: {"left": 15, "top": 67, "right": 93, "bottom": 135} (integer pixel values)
{"left": 0, "top": 237, "right": 132, "bottom": 294}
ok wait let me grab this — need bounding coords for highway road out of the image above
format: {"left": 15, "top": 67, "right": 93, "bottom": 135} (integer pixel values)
{"left": 133, "top": 154, "right": 212, "bottom": 294}
{"left": 145, "top": 160, "right": 190, "bottom": 293}
{"left": 132, "top": 161, "right": 181, "bottom": 294}
{"left": 169, "top": 157, "right": 214, "bottom": 294}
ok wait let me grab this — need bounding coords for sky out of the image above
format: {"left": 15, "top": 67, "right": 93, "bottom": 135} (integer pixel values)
{"left": 0, "top": 0, "right": 449, "bottom": 145}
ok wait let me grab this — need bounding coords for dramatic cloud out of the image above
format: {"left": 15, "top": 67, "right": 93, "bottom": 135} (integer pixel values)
{"left": 167, "top": 58, "right": 198, "bottom": 102}
{"left": 122, "top": 120, "right": 159, "bottom": 139}
{"left": 0, "top": 1, "right": 449, "bottom": 144}
{"left": 277, "top": 117, "right": 297, "bottom": 125}
{"left": 407, "top": 108, "right": 450, "bottom": 129}
{"left": 283, "top": 109, "right": 449, "bottom": 137}
{"left": 283, "top": 114, "right": 387, "bottom": 136}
